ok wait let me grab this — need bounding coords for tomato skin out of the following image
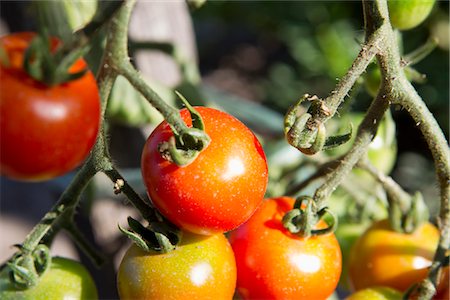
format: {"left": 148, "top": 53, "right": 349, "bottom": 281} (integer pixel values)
{"left": 346, "top": 286, "right": 403, "bottom": 300}
{"left": 229, "top": 197, "right": 342, "bottom": 300}
{"left": 348, "top": 219, "right": 440, "bottom": 292}
{"left": 117, "top": 232, "right": 237, "bottom": 300}
{"left": 388, "top": 0, "right": 436, "bottom": 30}
{"left": 0, "top": 257, "right": 98, "bottom": 300}
{"left": 141, "top": 107, "right": 268, "bottom": 235}
{"left": 0, "top": 32, "right": 100, "bottom": 181}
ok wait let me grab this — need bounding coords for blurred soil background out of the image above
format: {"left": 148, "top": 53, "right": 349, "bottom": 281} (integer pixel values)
{"left": 0, "top": 1, "right": 448, "bottom": 299}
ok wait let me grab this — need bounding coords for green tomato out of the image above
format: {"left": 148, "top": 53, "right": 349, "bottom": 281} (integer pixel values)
{"left": 326, "top": 110, "right": 397, "bottom": 175}
{"left": 0, "top": 257, "right": 98, "bottom": 300}
{"left": 335, "top": 222, "right": 371, "bottom": 291}
{"left": 364, "top": 63, "right": 382, "bottom": 98}
{"left": 388, "top": 0, "right": 436, "bottom": 30}
{"left": 346, "top": 286, "right": 403, "bottom": 300}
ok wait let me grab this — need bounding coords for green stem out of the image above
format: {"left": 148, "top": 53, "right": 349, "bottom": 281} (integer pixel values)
{"left": 103, "top": 167, "right": 158, "bottom": 223}
{"left": 356, "top": 157, "right": 411, "bottom": 212}
{"left": 299, "top": 28, "right": 383, "bottom": 144}
{"left": 313, "top": 90, "right": 390, "bottom": 209}
{"left": 20, "top": 160, "right": 97, "bottom": 254}
{"left": 117, "top": 62, "right": 188, "bottom": 134}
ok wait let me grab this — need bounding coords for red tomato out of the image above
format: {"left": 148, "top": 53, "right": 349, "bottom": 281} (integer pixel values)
{"left": 0, "top": 32, "right": 100, "bottom": 181}
{"left": 348, "top": 219, "right": 442, "bottom": 292}
{"left": 117, "top": 232, "right": 236, "bottom": 300}
{"left": 229, "top": 197, "right": 342, "bottom": 300}
{"left": 141, "top": 107, "right": 268, "bottom": 235}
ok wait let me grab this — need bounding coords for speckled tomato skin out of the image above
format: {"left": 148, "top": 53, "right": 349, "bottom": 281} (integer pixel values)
{"left": 229, "top": 197, "right": 342, "bottom": 300}
{"left": 117, "top": 232, "right": 237, "bottom": 300}
{"left": 348, "top": 220, "right": 440, "bottom": 292}
{"left": 141, "top": 107, "right": 268, "bottom": 235}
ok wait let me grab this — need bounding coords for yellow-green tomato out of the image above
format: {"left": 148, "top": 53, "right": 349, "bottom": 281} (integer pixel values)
{"left": 0, "top": 257, "right": 98, "bottom": 300}
{"left": 346, "top": 286, "right": 403, "bottom": 300}
{"left": 117, "top": 232, "right": 237, "bottom": 300}
{"left": 388, "top": 0, "right": 436, "bottom": 30}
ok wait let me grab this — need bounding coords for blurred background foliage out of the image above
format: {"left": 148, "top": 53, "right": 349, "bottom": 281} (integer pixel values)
{"left": 0, "top": 1, "right": 448, "bottom": 298}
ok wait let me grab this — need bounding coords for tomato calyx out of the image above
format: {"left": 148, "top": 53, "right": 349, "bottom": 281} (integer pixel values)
{"left": 282, "top": 196, "right": 338, "bottom": 238}
{"left": 118, "top": 216, "right": 181, "bottom": 253}
{"left": 158, "top": 92, "right": 211, "bottom": 166}
{"left": 284, "top": 94, "right": 353, "bottom": 155}
{"left": 4, "top": 244, "right": 51, "bottom": 289}
{"left": 389, "top": 191, "right": 429, "bottom": 234}
{"left": 21, "top": 32, "right": 89, "bottom": 86}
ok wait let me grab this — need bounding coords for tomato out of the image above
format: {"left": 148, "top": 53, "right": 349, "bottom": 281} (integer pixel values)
{"left": 346, "top": 286, "right": 403, "bottom": 300}
{"left": 0, "top": 257, "right": 98, "bottom": 300}
{"left": 229, "top": 197, "right": 342, "bottom": 300}
{"left": 326, "top": 111, "right": 397, "bottom": 175}
{"left": 0, "top": 32, "right": 100, "bottom": 181}
{"left": 348, "top": 219, "right": 442, "bottom": 292}
{"left": 388, "top": 0, "right": 436, "bottom": 30}
{"left": 141, "top": 107, "right": 268, "bottom": 235}
{"left": 117, "top": 232, "right": 236, "bottom": 300}
{"left": 335, "top": 222, "right": 372, "bottom": 290}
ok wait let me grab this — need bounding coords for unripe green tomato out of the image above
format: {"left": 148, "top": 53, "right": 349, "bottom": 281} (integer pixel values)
{"left": 388, "top": 0, "right": 436, "bottom": 30}
{"left": 346, "top": 286, "right": 403, "bottom": 300}
{"left": 326, "top": 111, "right": 397, "bottom": 175}
{"left": 364, "top": 64, "right": 382, "bottom": 98}
{"left": 335, "top": 222, "right": 371, "bottom": 290}
{"left": 0, "top": 257, "right": 98, "bottom": 300}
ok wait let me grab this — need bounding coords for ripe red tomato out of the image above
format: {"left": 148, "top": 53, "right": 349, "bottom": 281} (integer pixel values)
{"left": 229, "top": 197, "right": 342, "bottom": 300}
{"left": 0, "top": 257, "right": 98, "bottom": 300}
{"left": 117, "top": 232, "right": 236, "bottom": 300}
{"left": 348, "top": 219, "right": 442, "bottom": 292}
{"left": 0, "top": 32, "right": 100, "bottom": 181}
{"left": 141, "top": 107, "right": 268, "bottom": 235}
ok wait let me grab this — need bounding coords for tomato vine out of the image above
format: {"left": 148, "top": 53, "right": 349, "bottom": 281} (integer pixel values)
{"left": 0, "top": 0, "right": 448, "bottom": 299}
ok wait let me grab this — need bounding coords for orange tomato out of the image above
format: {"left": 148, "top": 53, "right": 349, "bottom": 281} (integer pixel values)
{"left": 117, "top": 232, "right": 236, "bottom": 300}
{"left": 229, "top": 197, "right": 342, "bottom": 300}
{"left": 348, "top": 219, "right": 440, "bottom": 292}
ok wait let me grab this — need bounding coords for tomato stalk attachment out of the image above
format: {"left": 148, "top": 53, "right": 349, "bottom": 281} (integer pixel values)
{"left": 118, "top": 216, "right": 181, "bottom": 253}
{"left": 5, "top": 245, "right": 51, "bottom": 289}
{"left": 284, "top": 94, "right": 352, "bottom": 155}
{"left": 282, "top": 196, "right": 337, "bottom": 238}
{"left": 21, "top": 1, "right": 125, "bottom": 86}
{"left": 158, "top": 91, "right": 211, "bottom": 166}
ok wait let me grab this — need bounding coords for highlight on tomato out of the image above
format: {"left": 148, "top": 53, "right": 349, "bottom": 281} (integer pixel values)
{"left": 0, "top": 257, "right": 98, "bottom": 300}
{"left": 141, "top": 106, "right": 268, "bottom": 235}
{"left": 348, "top": 219, "right": 443, "bottom": 293}
{"left": 229, "top": 197, "right": 342, "bottom": 300}
{"left": 117, "top": 232, "right": 236, "bottom": 300}
{"left": 0, "top": 32, "right": 100, "bottom": 181}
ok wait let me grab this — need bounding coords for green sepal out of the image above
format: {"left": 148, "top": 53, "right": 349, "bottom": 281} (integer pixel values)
{"left": 175, "top": 90, "right": 205, "bottom": 130}
{"left": 282, "top": 196, "right": 338, "bottom": 238}
{"left": 323, "top": 123, "right": 353, "bottom": 150}
{"left": 389, "top": 191, "right": 429, "bottom": 234}
{"left": 32, "top": 245, "right": 51, "bottom": 276}
{"left": 118, "top": 217, "right": 179, "bottom": 253}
